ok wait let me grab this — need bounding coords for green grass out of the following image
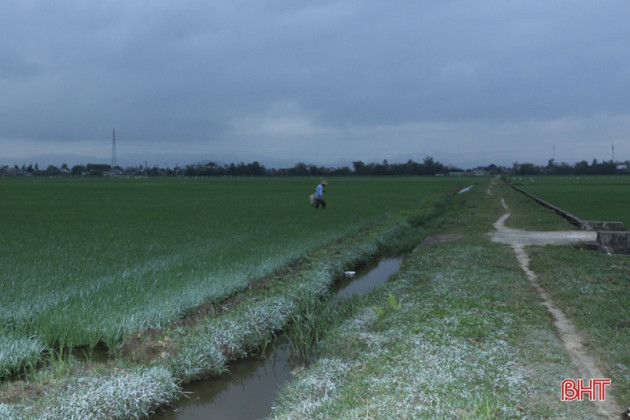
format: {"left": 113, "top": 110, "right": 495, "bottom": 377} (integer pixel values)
{"left": 270, "top": 179, "right": 608, "bottom": 419}
{"left": 0, "top": 176, "right": 469, "bottom": 376}
{"left": 504, "top": 177, "right": 630, "bottom": 405}
{"left": 528, "top": 246, "right": 630, "bottom": 404}
{"left": 511, "top": 175, "right": 630, "bottom": 226}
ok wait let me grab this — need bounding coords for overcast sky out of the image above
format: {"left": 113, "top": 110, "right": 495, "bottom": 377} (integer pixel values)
{"left": 1, "top": 1, "right": 629, "bottom": 169}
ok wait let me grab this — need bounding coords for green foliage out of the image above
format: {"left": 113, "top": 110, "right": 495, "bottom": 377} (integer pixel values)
{"left": 372, "top": 294, "right": 401, "bottom": 318}
{"left": 286, "top": 297, "right": 361, "bottom": 361}
{"left": 464, "top": 394, "right": 500, "bottom": 419}
{"left": 0, "top": 331, "right": 44, "bottom": 379}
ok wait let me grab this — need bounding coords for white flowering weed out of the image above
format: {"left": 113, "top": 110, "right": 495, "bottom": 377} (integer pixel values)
{"left": 0, "top": 332, "right": 45, "bottom": 378}
{"left": 1, "top": 366, "right": 179, "bottom": 420}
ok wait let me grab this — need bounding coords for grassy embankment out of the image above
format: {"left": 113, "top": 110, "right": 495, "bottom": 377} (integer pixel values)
{"left": 270, "top": 178, "right": 628, "bottom": 419}
{"left": 0, "top": 176, "right": 467, "bottom": 418}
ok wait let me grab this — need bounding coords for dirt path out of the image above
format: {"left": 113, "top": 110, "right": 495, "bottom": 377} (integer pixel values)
{"left": 489, "top": 195, "right": 622, "bottom": 419}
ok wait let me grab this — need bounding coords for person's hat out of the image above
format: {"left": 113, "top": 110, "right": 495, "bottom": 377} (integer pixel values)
{"left": 321, "top": 180, "right": 328, "bottom": 186}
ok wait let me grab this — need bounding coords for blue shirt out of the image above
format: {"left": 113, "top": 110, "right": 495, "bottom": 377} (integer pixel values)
{"left": 315, "top": 184, "right": 324, "bottom": 199}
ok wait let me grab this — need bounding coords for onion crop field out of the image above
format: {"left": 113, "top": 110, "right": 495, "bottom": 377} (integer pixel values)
{"left": 0, "top": 176, "right": 468, "bottom": 377}
{"left": 512, "top": 176, "right": 630, "bottom": 226}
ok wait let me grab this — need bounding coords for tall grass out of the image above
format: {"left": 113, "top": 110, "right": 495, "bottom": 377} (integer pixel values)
{"left": 0, "top": 331, "right": 44, "bottom": 378}
{"left": 285, "top": 296, "right": 362, "bottom": 361}
{"left": 0, "top": 176, "right": 468, "bottom": 376}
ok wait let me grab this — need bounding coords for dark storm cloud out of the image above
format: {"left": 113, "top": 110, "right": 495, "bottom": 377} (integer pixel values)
{"left": 1, "top": 0, "right": 629, "bottom": 167}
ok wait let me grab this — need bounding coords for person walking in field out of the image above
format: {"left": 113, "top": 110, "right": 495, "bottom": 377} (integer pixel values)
{"left": 314, "top": 180, "right": 327, "bottom": 209}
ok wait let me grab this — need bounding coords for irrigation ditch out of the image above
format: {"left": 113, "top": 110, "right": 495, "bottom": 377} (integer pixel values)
{"left": 153, "top": 258, "right": 402, "bottom": 419}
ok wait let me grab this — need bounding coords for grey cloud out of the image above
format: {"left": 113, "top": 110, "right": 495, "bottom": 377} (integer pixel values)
{"left": 1, "top": 0, "right": 629, "bottom": 167}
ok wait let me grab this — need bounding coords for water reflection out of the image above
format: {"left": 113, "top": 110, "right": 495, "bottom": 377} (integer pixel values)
{"left": 333, "top": 258, "right": 401, "bottom": 299}
{"left": 154, "top": 340, "right": 294, "bottom": 420}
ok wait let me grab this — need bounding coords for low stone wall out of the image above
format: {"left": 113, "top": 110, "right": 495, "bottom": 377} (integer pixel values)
{"left": 580, "top": 221, "right": 626, "bottom": 231}
{"left": 506, "top": 181, "right": 630, "bottom": 255}
{"left": 597, "top": 231, "right": 630, "bottom": 255}
{"left": 508, "top": 183, "right": 583, "bottom": 227}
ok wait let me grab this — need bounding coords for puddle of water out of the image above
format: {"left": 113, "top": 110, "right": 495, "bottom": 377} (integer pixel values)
{"left": 333, "top": 258, "right": 401, "bottom": 299}
{"left": 153, "top": 257, "right": 402, "bottom": 420}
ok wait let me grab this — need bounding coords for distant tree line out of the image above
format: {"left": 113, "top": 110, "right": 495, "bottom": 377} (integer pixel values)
{"left": 1, "top": 156, "right": 628, "bottom": 178}
{"left": 0, "top": 156, "right": 456, "bottom": 177}
{"left": 513, "top": 159, "right": 628, "bottom": 176}
{"left": 183, "top": 156, "right": 452, "bottom": 177}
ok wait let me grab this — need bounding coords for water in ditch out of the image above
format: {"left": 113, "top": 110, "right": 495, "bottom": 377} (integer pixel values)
{"left": 153, "top": 258, "right": 402, "bottom": 420}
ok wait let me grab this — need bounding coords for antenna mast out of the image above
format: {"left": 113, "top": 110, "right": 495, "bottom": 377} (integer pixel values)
{"left": 112, "top": 129, "right": 117, "bottom": 168}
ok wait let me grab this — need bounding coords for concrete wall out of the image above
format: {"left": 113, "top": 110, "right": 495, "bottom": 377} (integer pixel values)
{"left": 580, "top": 221, "right": 626, "bottom": 231}
{"left": 597, "top": 231, "right": 630, "bottom": 255}
{"left": 506, "top": 180, "right": 630, "bottom": 255}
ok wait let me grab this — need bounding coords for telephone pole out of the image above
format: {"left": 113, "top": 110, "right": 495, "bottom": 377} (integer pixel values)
{"left": 112, "top": 129, "right": 117, "bottom": 168}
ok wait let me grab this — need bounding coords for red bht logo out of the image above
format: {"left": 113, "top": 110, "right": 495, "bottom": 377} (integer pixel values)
{"left": 561, "top": 378, "right": 611, "bottom": 401}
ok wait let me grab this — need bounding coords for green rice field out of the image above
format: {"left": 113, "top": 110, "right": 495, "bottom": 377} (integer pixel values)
{"left": 512, "top": 175, "right": 630, "bottom": 226}
{"left": 0, "top": 176, "right": 469, "bottom": 377}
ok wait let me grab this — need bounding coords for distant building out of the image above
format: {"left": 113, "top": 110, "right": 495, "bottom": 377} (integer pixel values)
{"left": 470, "top": 169, "right": 489, "bottom": 176}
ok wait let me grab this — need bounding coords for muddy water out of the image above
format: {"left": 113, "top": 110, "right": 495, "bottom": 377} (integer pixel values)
{"left": 333, "top": 258, "right": 401, "bottom": 299}
{"left": 153, "top": 258, "right": 401, "bottom": 420}
{"left": 154, "top": 339, "right": 295, "bottom": 420}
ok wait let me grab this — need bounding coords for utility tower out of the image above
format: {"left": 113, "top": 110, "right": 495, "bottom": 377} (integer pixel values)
{"left": 111, "top": 129, "right": 117, "bottom": 168}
